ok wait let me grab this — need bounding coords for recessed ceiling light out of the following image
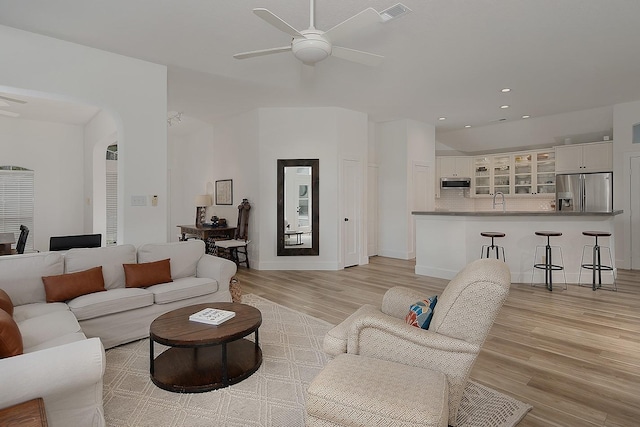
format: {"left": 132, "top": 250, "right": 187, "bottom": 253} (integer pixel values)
{"left": 438, "top": 117, "right": 446, "bottom": 121}
{"left": 501, "top": 88, "right": 511, "bottom": 93}
{"left": 464, "top": 125, "right": 471, "bottom": 128}
{"left": 500, "top": 105, "right": 509, "bottom": 109}
{"left": 522, "top": 115, "right": 530, "bottom": 119}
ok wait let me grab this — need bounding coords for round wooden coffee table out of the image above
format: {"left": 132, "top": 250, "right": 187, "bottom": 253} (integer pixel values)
{"left": 149, "top": 302, "right": 262, "bottom": 393}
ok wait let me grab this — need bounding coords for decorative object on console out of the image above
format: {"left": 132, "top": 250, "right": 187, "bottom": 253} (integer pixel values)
{"left": 194, "top": 194, "right": 212, "bottom": 227}
{"left": 215, "top": 179, "right": 233, "bottom": 205}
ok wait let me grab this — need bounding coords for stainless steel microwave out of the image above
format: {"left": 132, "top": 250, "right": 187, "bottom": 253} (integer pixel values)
{"left": 440, "top": 177, "right": 471, "bottom": 188}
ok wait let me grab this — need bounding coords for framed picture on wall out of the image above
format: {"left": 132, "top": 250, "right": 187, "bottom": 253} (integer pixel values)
{"left": 215, "top": 179, "right": 233, "bottom": 205}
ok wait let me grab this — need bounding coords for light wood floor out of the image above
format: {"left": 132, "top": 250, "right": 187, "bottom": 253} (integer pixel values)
{"left": 236, "top": 257, "right": 640, "bottom": 427}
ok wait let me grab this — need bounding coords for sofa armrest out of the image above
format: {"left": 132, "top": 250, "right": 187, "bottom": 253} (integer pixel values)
{"left": 381, "top": 286, "right": 435, "bottom": 319}
{"left": 196, "top": 254, "right": 237, "bottom": 293}
{"left": 0, "top": 338, "right": 105, "bottom": 410}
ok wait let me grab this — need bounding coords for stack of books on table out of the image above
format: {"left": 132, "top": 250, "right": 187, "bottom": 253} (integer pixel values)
{"left": 189, "top": 308, "right": 236, "bottom": 325}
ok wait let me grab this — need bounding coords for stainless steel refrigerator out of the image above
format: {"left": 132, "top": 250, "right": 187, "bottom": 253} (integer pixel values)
{"left": 556, "top": 172, "right": 613, "bottom": 212}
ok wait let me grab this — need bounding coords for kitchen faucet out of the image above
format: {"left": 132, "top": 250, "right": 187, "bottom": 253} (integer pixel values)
{"left": 493, "top": 191, "right": 505, "bottom": 212}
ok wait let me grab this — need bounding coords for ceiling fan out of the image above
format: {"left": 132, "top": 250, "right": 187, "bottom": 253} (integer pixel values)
{"left": 233, "top": 0, "right": 387, "bottom": 66}
{"left": 0, "top": 94, "right": 25, "bottom": 118}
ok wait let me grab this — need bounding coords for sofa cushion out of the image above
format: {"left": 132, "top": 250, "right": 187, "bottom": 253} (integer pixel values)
{"left": 67, "top": 287, "right": 154, "bottom": 321}
{"left": 0, "top": 309, "right": 23, "bottom": 358}
{"left": 149, "top": 277, "right": 218, "bottom": 304}
{"left": 42, "top": 266, "right": 106, "bottom": 303}
{"left": 124, "top": 258, "right": 172, "bottom": 288}
{"left": 17, "top": 310, "right": 82, "bottom": 350}
{"left": 137, "top": 240, "right": 204, "bottom": 280}
{"left": 24, "top": 331, "right": 87, "bottom": 353}
{"left": 0, "top": 252, "right": 64, "bottom": 305}
{"left": 12, "top": 302, "right": 70, "bottom": 323}
{"left": 405, "top": 296, "right": 438, "bottom": 329}
{"left": 0, "top": 289, "right": 13, "bottom": 316}
{"left": 64, "top": 244, "right": 137, "bottom": 290}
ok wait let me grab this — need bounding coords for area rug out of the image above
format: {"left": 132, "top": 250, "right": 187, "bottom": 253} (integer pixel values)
{"left": 103, "top": 294, "right": 531, "bottom": 427}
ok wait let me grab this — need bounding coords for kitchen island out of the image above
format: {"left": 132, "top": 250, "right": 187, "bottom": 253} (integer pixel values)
{"left": 413, "top": 210, "right": 623, "bottom": 283}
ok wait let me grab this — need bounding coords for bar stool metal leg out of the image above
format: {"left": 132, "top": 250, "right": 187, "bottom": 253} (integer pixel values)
{"left": 579, "top": 231, "right": 616, "bottom": 291}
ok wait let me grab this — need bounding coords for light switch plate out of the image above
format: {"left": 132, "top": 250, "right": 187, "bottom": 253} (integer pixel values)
{"left": 131, "top": 195, "right": 147, "bottom": 206}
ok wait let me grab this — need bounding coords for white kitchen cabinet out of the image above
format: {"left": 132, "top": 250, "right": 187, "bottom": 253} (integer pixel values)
{"left": 513, "top": 150, "right": 556, "bottom": 196}
{"left": 555, "top": 142, "right": 612, "bottom": 173}
{"left": 473, "top": 150, "right": 555, "bottom": 197}
{"left": 472, "top": 155, "right": 511, "bottom": 196}
{"left": 437, "top": 157, "right": 472, "bottom": 177}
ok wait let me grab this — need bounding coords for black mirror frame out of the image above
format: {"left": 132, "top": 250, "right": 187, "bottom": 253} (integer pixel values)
{"left": 277, "top": 159, "right": 319, "bottom": 256}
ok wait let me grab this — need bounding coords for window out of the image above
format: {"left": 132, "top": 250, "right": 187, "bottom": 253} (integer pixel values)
{"left": 0, "top": 166, "right": 34, "bottom": 252}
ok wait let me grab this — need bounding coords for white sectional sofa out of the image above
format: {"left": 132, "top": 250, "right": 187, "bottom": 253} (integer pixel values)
{"left": 0, "top": 240, "right": 237, "bottom": 427}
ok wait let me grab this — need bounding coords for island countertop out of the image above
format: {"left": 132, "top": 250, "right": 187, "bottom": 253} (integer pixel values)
{"left": 413, "top": 210, "right": 620, "bottom": 281}
{"left": 412, "top": 210, "right": 623, "bottom": 217}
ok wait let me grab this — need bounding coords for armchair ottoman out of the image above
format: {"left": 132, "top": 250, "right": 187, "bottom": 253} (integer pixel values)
{"left": 306, "top": 353, "right": 448, "bottom": 427}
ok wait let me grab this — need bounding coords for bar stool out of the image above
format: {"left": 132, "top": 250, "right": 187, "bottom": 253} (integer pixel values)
{"left": 579, "top": 231, "right": 616, "bottom": 291}
{"left": 531, "top": 231, "right": 567, "bottom": 291}
{"left": 480, "top": 232, "right": 506, "bottom": 261}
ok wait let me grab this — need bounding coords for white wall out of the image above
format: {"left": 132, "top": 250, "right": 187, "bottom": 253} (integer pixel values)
{"left": 375, "top": 119, "right": 436, "bottom": 259}
{"left": 0, "top": 117, "right": 84, "bottom": 251}
{"left": 168, "top": 120, "right": 216, "bottom": 241}
{"left": 0, "top": 25, "right": 167, "bottom": 246}
{"left": 613, "top": 100, "right": 640, "bottom": 269}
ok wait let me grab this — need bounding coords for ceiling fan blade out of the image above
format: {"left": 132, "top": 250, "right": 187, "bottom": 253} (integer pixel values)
{"left": 331, "top": 46, "right": 384, "bottom": 67}
{"left": 324, "top": 8, "right": 382, "bottom": 43}
{"left": 234, "top": 46, "right": 292, "bottom": 60}
{"left": 253, "top": 8, "right": 303, "bottom": 38}
{"left": 0, "top": 110, "right": 20, "bottom": 118}
{"left": 0, "top": 94, "right": 27, "bottom": 104}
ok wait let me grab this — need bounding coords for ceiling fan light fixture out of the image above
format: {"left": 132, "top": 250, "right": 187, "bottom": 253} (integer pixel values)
{"left": 292, "top": 35, "right": 331, "bottom": 64}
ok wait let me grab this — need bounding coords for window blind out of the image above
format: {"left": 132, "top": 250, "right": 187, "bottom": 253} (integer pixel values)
{"left": 0, "top": 169, "right": 34, "bottom": 252}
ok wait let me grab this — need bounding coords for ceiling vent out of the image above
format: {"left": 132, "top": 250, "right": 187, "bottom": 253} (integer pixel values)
{"left": 380, "top": 3, "right": 411, "bottom": 22}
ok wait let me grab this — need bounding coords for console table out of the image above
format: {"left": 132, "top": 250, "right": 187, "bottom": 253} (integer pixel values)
{"left": 0, "top": 232, "right": 15, "bottom": 255}
{"left": 177, "top": 225, "right": 236, "bottom": 254}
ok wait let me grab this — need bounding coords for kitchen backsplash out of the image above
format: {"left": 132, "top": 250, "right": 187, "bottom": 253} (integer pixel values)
{"left": 435, "top": 189, "right": 555, "bottom": 212}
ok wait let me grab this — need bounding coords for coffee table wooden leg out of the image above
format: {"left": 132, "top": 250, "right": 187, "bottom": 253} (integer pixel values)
{"left": 150, "top": 339, "right": 155, "bottom": 375}
{"left": 222, "top": 343, "right": 228, "bottom": 386}
{"left": 255, "top": 329, "right": 259, "bottom": 350}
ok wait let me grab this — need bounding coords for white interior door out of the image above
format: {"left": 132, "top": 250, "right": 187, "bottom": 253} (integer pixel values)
{"left": 343, "top": 159, "right": 360, "bottom": 267}
{"left": 631, "top": 155, "right": 640, "bottom": 269}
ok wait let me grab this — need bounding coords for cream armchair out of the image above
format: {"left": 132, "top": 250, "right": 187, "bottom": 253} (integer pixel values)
{"left": 319, "top": 258, "right": 511, "bottom": 426}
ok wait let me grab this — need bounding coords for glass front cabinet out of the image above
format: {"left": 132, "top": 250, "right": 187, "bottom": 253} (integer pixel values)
{"left": 473, "top": 150, "right": 555, "bottom": 197}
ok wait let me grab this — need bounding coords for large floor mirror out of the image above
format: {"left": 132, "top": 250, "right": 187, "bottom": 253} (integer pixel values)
{"left": 277, "top": 159, "right": 319, "bottom": 256}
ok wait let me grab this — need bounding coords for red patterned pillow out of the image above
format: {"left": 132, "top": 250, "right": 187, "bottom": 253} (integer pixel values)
{"left": 405, "top": 296, "right": 438, "bottom": 329}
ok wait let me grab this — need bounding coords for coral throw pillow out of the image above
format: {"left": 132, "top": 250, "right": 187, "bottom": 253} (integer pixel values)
{"left": 123, "top": 258, "right": 172, "bottom": 288}
{"left": 0, "top": 309, "right": 23, "bottom": 358}
{"left": 0, "top": 289, "right": 14, "bottom": 316}
{"left": 405, "top": 296, "right": 438, "bottom": 329}
{"left": 42, "top": 266, "right": 106, "bottom": 303}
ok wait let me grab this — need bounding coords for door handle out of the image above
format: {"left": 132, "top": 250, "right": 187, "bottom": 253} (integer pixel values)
{"left": 344, "top": 218, "right": 349, "bottom": 221}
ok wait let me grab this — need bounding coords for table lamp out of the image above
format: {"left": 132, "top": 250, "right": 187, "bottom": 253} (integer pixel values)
{"left": 195, "top": 195, "right": 212, "bottom": 227}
